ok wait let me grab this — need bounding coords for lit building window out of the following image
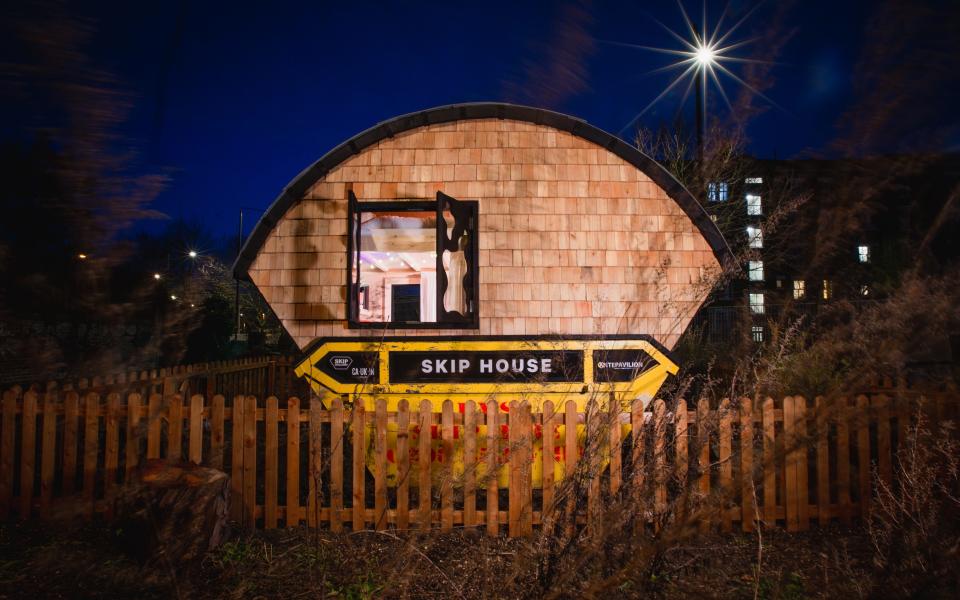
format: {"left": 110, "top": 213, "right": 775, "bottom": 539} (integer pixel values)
{"left": 793, "top": 280, "right": 805, "bottom": 299}
{"left": 749, "top": 293, "right": 765, "bottom": 314}
{"left": 746, "top": 194, "right": 762, "bottom": 215}
{"left": 708, "top": 182, "right": 729, "bottom": 202}
{"left": 752, "top": 325, "right": 764, "bottom": 342}
{"left": 747, "top": 226, "right": 763, "bottom": 248}
{"left": 745, "top": 177, "right": 763, "bottom": 184}
{"left": 748, "top": 260, "right": 764, "bottom": 281}
{"left": 860, "top": 285, "right": 870, "bottom": 297}
{"left": 858, "top": 245, "right": 870, "bottom": 263}
{"left": 822, "top": 280, "right": 832, "bottom": 300}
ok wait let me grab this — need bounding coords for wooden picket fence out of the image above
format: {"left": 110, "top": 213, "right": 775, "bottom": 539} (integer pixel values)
{"left": 0, "top": 390, "right": 956, "bottom": 535}
{"left": 12, "top": 356, "right": 307, "bottom": 404}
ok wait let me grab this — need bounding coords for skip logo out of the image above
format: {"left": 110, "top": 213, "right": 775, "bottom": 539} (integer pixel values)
{"left": 329, "top": 356, "right": 353, "bottom": 371}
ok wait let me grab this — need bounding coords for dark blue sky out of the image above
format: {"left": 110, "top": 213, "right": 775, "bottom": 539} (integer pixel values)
{"left": 31, "top": 0, "right": 943, "bottom": 237}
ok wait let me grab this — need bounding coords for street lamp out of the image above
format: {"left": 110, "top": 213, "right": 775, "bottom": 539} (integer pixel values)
{"left": 188, "top": 250, "right": 198, "bottom": 259}
{"left": 153, "top": 273, "right": 162, "bottom": 280}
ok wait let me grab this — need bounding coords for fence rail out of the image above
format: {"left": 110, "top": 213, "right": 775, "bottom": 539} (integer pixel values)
{"left": 1, "top": 390, "right": 955, "bottom": 535}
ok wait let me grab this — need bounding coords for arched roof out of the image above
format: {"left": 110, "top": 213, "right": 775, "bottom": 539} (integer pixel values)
{"left": 233, "top": 102, "right": 734, "bottom": 278}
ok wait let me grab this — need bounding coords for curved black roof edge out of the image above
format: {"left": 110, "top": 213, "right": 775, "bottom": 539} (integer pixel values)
{"left": 232, "top": 102, "right": 734, "bottom": 279}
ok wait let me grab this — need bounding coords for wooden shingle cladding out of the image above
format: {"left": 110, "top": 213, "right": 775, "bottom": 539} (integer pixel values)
{"left": 244, "top": 112, "right": 725, "bottom": 350}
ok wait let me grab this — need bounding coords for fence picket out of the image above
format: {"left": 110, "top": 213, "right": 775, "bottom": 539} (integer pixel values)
{"left": 874, "top": 395, "right": 892, "bottom": 489}
{"left": 243, "top": 395, "right": 257, "bottom": 527}
{"left": 520, "top": 402, "right": 533, "bottom": 536}
{"left": 486, "top": 399, "right": 499, "bottom": 536}
{"left": 396, "top": 399, "right": 410, "bottom": 531}
{"left": 287, "top": 397, "right": 301, "bottom": 527}
{"left": 83, "top": 393, "right": 99, "bottom": 517}
{"left": 762, "top": 397, "right": 776, "bottom": 527}
{"left": 39, "top": 392, "right": 57, "bottom": 516}
{"left": 20, "top": 391, "right": 38, "bottom": 520}
{"left": 0, "top": 390, "right": 13, "bottom": 519}
{"left": 104, "top": 393, "right": 120, "bottom": 493}
{"left": 796, "top": 397, "right": 809, "bottom": 531}
{"left": 147, "top": 393, "right": 161, "bottom": 460}
{"left": 740, "top": 398, "right": 754, "bottom": 532}
{"left": 308, "top": 397, "right": 323, "bottom": 529}
{"left": 168, "top": 394, "right": 183, "bottom": 461}
{"left": 126, "top": 394, "right": 141, "bottom": 480}
{"left": 837, "top": 397, "right": 851, "bottom": 524}
{"left": 375, "top": 398, "right": 388, "bottom": 530}
{"left": 541, "top": 400, "right": 555, "bottom": 518}
{"left": 815, "top": 397, "right": 830, "bottom": 525}
{"left": 464, "top": 400, "right": 478, "bottom": 529}
{"left": 63, "top": 392, "right": 78, "bottom": 495}
{"left": 230, "top": 395, "right": 244, "bottom": 522}
{"left": 784, "top": 396, "right": 799, "bottom": 532}
{"left": 330, "top": 398, "right": 344, "bottom": 532}
{"left": 265, "top": 396, "right": 278, "bottom": 529}
{"left": 696, "top": 398, "right": 710, "bottom": 532}
{"left": 189, "top": 395, "right": 203, "bottom": 464}
{"left": 609, "top": 397, "right": 621, "bottom": 497}
{"left": 675, "top": 400, "right": 688, "bottom": 494}
{"left": 210, "top": 395, "right": 225, "bottom": 470}
{"left": 352, "top": 401, "right": 366, "bottom": 531}
{"left": 631, "top": 397, "right": 644, "bottom": 496}
{"left": 564, "top": 400, "right": 577, "bottom": 534}
{"left": 418, "top": 400, "right": 432, "bottom": 531}
{"left": 441, "top": 400, "right": 454, "bottom": 531}
{"left": 856, "top": 395, "right": 871, "bottom": 519}
{"left": 586, "top": 400, "right": 601, "bottom": 532}
{"left": 653, "top": 399, "right": 667, "bottom": 514}
{"left": 719, "top": 399, "right": 732, "bottom": 532}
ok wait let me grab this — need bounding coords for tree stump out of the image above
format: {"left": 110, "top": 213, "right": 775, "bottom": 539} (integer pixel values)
{"left": 112, "top": 459, "right": 229, "bottom": 570}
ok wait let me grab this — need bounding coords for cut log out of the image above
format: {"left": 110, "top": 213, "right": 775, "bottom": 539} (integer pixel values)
{"left": 111, "top": 459, "right": 229, "bottom": 570}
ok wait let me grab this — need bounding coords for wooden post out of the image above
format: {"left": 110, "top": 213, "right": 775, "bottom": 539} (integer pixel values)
{"left": 396, "top": 399, "right": 409, "bottom": 531}
{"left": 286, "top": 397, "right": 301, "bottom": 527}
{"left": 330, "top": 398, "right": 344, "bottom": 532}
{"left": 264, "top": 396, "right": 279, "bottom": 529}
{"left": 486, "top": 399, "right": 499, "bottom": 536}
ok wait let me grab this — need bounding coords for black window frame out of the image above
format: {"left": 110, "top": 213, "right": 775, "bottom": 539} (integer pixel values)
{"left": 346, "top": 190, "right": 480, "bottom": 329}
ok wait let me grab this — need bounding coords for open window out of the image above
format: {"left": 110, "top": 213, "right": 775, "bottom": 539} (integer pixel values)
{"left": 347, "top": 191, "right": 478, "bottom": 328}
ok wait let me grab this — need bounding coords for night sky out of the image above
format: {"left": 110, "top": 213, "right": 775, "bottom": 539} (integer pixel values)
{"left": 15, "top": 0, "right": 957, "bottom": 239}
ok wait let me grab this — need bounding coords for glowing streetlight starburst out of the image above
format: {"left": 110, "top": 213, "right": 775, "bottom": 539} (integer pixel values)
{"left": 609, "top": 1, "right": 778, "bottom": 134}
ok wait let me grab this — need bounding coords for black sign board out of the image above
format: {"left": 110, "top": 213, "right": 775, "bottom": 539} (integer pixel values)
{"left": 592, "top": 349, "right": 656, "bottom": 383}
{"left": 314, "top": 351, "right": 379, "bottom": 384}
{"left": 389, "top": 350, "right": 584, "bottom": 384}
